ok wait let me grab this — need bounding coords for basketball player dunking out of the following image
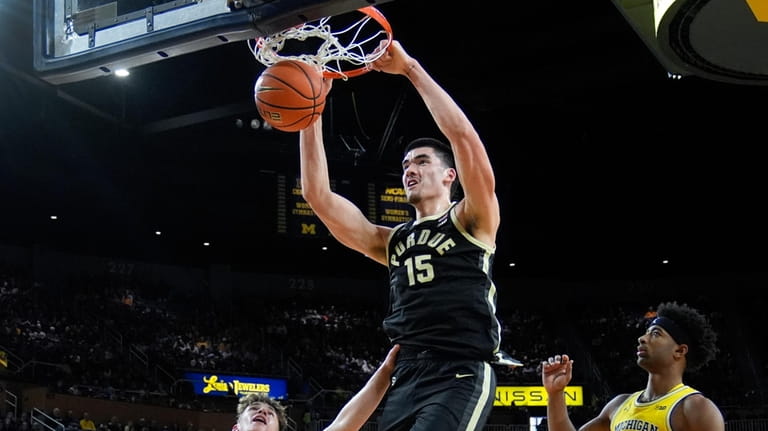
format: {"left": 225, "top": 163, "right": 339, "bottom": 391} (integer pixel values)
{"left": 299, "top": 39, "right": 515, "bottom": 431}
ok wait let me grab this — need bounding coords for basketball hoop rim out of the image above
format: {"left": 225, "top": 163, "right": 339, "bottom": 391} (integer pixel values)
{"left": 253, "top": 5, "right": 393, "bottom": 80}
{"left": 333, "top": 6, "right": 393, "bottom": 79}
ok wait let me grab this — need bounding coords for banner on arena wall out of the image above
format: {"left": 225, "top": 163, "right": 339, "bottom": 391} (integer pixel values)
{"left": 495, "top": 386, "right": 583, "bottom": 407}
{"left": 183, "top": 372, "right": 288, "bottom": 399}
{"left": 367, "top": 182, "right": 413, "bottom": 227}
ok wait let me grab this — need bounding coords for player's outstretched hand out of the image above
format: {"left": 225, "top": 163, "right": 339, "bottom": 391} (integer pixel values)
{"left": 541, "top": 354, "right": 573, "bottom": 394}
{"left": 371, "top": 40, "right": 415, "bottom": 76}
{"left": 379, "top": 344, "right": 400, "bottom": 374}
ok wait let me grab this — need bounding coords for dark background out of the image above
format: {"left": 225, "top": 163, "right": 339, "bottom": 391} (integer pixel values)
{"left": 1, "top": 0, "right": 767, "bottom": 280}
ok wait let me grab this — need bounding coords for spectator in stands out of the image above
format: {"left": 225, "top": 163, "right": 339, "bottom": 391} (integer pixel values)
{"left": 3, "top": 412, "right": 16, "bottom": 431}
{"left": 79, "top": 412, "right": 96, "bottom": 431}
{"left": 106, "top": 417, "right": 121, "bottom": 431}
{"left": 234, "top": 345, "right": 399, "bottom": 431}
{"left": 301, "top": 409, "right": 311, "bottom": 431}
{"left": 18, "top": 414, "right": 31, "bottom": 431}
{"left": 541, "top": 301, "right": 724, "bottom": 431}
{"left": 51, "top": 409, "right": 64, "bottom": 424}
{"left": 63, "top": 410, "right": 78, "bottom": 431}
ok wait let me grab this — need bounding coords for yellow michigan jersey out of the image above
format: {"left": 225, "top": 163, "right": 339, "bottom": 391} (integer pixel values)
{"left": 611, "top": 383, "right": 699, "bottom": 431}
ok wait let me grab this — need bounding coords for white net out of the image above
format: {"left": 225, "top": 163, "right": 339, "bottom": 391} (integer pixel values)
{"left": 249, "top": 6, "right": 392, "bottom": 80}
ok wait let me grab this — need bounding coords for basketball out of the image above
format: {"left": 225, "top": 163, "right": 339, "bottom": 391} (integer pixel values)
{"left": 254, "top": 60, "right": 326, "bottom": 132}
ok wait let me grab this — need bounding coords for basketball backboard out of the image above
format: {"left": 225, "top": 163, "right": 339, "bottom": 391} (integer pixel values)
{"left": 32, "top": 0, "right": 394, "bottom": 85}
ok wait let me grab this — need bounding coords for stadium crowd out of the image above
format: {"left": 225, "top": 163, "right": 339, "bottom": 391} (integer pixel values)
{"left": 1, "top": 258, "right": 766, "bottom": 431}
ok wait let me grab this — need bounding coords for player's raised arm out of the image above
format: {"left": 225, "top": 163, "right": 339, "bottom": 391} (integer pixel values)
{"left": 299, "top": 114, "right": 391, "bottom": 265}
{"left": 372, "top": 40, "right": 499, "bottom": 247}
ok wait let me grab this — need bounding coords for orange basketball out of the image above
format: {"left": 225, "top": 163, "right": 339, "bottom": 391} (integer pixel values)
{"left": 254, "top": 60, "right": 326, "bottom": 132}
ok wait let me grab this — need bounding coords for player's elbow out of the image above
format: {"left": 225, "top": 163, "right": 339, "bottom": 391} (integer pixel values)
{"left": 301, "top": 188, "right": 339, "bottom": 223}
{"left": 301, "top": 186, "right": 326, "bottom": 206}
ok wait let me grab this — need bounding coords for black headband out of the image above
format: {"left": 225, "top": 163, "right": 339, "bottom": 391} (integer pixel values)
{"left": 650, "top": 316, "right": 691, "bottom": 346}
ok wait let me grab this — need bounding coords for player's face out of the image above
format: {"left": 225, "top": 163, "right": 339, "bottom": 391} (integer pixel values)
{"left": 636, "top": 325, "right": 680, "bottom": 371}
{"left": 236, "top": 403, "right": 280, "bottom": 431}
{"left": 401, "top": 146, "right": 451, "bottom": 204}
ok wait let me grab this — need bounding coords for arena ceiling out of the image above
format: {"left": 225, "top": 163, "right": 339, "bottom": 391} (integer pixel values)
{"left": 1, "top": 0, "right": 767, "bottom": 280}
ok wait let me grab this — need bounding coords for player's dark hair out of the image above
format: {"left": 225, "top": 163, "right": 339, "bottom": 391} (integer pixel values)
{"left": 404, "top": 137, "right": 462, "bottom": 200}
{"left": 655, "top": 301, "right": 718, "bottom": 372}
{"left": 405, "top": 138, "right": 454, "bottom": 169}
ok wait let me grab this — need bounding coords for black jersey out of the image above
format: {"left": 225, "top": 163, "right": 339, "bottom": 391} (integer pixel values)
{"left": 383, "top": 203, "right": 501, "bottom": 361}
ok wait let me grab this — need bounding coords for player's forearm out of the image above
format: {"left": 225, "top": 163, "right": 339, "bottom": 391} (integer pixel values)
{"left": 324, "top": 367, "right": 392, "bottom": 431}
{"left": 404, "top": 61, "right": 476, "bottom": 145}
{"left": 546, "top": 392, "right": 578, "bottom": 431}
{"left": 299, "top": 118, "right": 332, "bottom": 202}
{"left": 405, "top": 60, "right": 495, "bottom": 194}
